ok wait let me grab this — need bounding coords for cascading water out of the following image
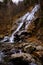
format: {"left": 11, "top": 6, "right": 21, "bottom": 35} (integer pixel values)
{"left": 25, "top": 4, "right": 40, "bottom": 29}
{"left": 9, "top": 4, "right": 40, "bottom": 43}
{"left": 0, "top": 4, "right": 40, "bottom": 43}
{"left": 9, "top": 12, "right": 30, "bottom": 43}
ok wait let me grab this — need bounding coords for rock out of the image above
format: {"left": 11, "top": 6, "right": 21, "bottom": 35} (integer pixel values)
{"left": 36, "top": 46, "right": 43, "bottom": 51}
{"left": 11, "top": 53, "right": 32, "bottom": 62}
{"left": 23, "top": 45, "right": 36, "bottom": 53}
{"left": 10, "top": 52, "right": 41, "bottom": 65}
{"left": 10, "top": 53, "right": 35, "bottom": 65}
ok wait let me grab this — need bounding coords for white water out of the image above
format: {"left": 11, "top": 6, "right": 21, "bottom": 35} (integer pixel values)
{"left": 25, "top": 4, "right": 40, "bottom": 29}
{"left": 0, "top": 4, "right": 40, "bottom": 43}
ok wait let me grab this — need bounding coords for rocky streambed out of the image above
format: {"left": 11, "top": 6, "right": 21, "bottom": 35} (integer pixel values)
{"left": 0, "top": 37, "right": 43, "bottom": 65}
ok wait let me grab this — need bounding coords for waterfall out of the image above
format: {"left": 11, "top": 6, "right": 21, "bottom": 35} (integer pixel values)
{"left": 0, "top": 4, "right": 40, "bottom": 43}
{"left": 9, "top": 4, "right": 40, "bottom": 43}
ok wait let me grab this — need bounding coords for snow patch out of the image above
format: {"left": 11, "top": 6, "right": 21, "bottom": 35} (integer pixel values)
{"left": 0, "top": 0, "right": 3, "bottom": 2}
{"left": 12, "top": 0, "right": 23, "bottom": 5}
